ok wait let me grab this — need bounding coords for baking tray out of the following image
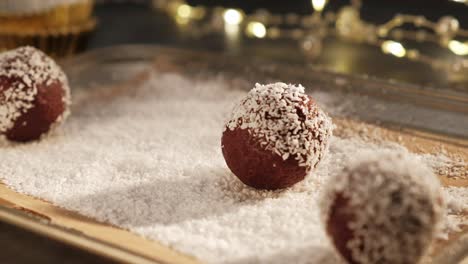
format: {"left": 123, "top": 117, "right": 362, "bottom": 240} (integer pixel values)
{"left": 0, "top": 45, "right": 467, "bottom": 264}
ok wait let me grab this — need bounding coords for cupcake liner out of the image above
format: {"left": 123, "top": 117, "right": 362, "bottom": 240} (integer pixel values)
{"left": 0, "top": 0, "right": 89, "bottom": 16}
{"left": 0, "top": 0, "right": 94, "bottom": 29}
{"left": 0, "top": 18, "right": 97, "bottom": 57}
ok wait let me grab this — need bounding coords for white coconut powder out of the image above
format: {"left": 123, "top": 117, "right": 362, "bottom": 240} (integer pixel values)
{"left": 0, "top": 71, "right": 466, "bottom": 264}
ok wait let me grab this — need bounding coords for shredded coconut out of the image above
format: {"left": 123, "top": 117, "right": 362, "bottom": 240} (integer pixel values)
{"left": 439, "top": 186, "right": 468, "bottom": 239}
{"left": 0, "top": 46, "right": 70, "bottom": 133}
{"left": 422, "top": 154, "right": 467, "bottom": 180}
{"left": 0, "top": 70, "right": 465, "bottom": 264}
{"left": 225, "top": 83, "right": 333, "bottom": 168}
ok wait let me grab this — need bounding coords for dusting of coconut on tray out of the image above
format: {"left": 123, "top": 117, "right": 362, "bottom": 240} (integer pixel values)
{"left": 0, "top": 69, "right": 466, "bottom": 264}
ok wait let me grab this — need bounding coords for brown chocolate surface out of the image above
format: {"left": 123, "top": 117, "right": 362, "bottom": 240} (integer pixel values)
{"left": 221, "top": 128, "right": 308, "bottom": 190}
{"left": 2, "top": 78, "right": 66, "bottom": 142}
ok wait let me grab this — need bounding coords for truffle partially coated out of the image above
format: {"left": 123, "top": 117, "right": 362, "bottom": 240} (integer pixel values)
{"left": 0, "top": 46, "right": 70, "bottom": 142}
{"left": 321, "top": 151, "right": 444, "bottom": 264}
{"left": 221, "top": 83, "right": 333, "bottom": 190}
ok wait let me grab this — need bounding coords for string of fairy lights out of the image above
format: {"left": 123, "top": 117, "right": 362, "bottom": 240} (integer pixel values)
{"left": 152, "top": 0, "right": 468, "bottom": 79}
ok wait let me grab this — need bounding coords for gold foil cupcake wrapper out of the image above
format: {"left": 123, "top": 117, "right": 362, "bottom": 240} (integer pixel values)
{"left": 0, "top": 18, "right": 97, "bottom": 58}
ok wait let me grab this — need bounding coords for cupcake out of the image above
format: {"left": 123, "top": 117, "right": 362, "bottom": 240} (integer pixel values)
{"left": 0, "top": 0, "right": 94, "bottom": 29}
{"left": 0, "top": 0, "right": 96, "bottom": 57}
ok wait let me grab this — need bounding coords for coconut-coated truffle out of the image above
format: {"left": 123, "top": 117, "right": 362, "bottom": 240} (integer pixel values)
{"left": 0, "top": 46, "right": 70, "bottom": 142}
{"left": 221, "top": 82, "right": 333, "bottom": 190}
{"left": 321, "top": 151, "right": 444, "bottom": 264}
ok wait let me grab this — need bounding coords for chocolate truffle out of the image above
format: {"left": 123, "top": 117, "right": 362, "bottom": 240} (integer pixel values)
{"left": 221, "top": 83, "right": 333, "bottom": 190}
{"left": 321, "top": 151, "right": 443, "bottom": 264}
{"left": 0, "top": 46, "right": 70, "bottom": 142}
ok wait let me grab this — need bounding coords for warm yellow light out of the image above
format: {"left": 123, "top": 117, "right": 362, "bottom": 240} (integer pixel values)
{"left": 381, "top": 40, "right": 406, "bottom": 58}
{"left": 223, "top": 9, "right": 243, "bottom": 25}
{"left": 312, "top": 0, "right": 328, "bottom": 12}
{"left": 246, "top": 22, "right": 266, "bottom": 38}
{"left": 448, "top": 40, "right": 468, "bottom": 55}
{"left": 175, "top": 16, "right": 189, "bottom": 25}
{"left": 177, "top": 4, "right": 192, "bottom": 18}
{"left": 451, "top": 0, "right": 466, "bottom": 3}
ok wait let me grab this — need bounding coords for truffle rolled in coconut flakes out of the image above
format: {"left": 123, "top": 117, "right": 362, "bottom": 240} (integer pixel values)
{"left": 222, "top": 82, "right": 333, "bottom": 190}
{"left": 321, "top": 150, "right": 444, "bottom": 264}
{"left": 0, "top": 46, "right": 70, "bottom": 142}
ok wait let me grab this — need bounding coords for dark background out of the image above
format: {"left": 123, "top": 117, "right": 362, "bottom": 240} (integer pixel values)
{"left": 89, "top": 0, "right": 468, "bottom": 89}
{"left": 91, "top": 0, "right": 468, "bottom": 47}
{"left": 188, "top": 0, "right": 468, "bottom": 22}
